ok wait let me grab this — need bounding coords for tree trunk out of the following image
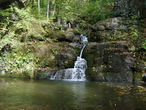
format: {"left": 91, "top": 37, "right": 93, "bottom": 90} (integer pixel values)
{"left": 38, "top": 0, "right": 40, "bottom": 15}
{"left": 57, "top": 18, "right": 61, "bottom": 25}
{"left": 49, "top": 1, "right": 52, "bottom": 17}
{"left": 31, "top": 0, "right": 34, "bottom": 7}
{"left": 47, "top": 0, "right": 50, "bottom": 21}
{"left": 53, "top": 1, "right": 56, "bottom": 16}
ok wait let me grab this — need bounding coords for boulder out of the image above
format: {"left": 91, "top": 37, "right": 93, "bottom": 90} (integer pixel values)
{"left": 34, "top": 69, "right": 55, "bottom": 80}
{"left": 65, "top": 31, "right": 75, "bottom": 41}
{"left": 84, "top": 41, "right": 135, "bottom": 83}
{"left": 95, "top": 24, "right": 105, "bottom": 31}
{"left": 64, "top": 29, "right": 81, "bottom": 42}
{"left": 56, "top": 46, "right": 80, "bottom": 69}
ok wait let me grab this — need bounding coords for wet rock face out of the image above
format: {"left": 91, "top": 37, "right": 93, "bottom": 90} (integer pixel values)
{"left": 56, "top": 46, "right": 80, "bottom": 69}
{"left": 114, "top": 0, "right": 146, "bottom": 18}
{"left": 84, "top": 41, "right": 135, "bottom": 83}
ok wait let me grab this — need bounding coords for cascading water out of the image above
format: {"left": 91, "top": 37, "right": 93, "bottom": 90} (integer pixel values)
{"left": 50, "top": 34, "right": 88, "bottom": 81}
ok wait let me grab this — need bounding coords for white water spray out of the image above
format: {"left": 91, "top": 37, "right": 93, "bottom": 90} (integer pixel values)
{"left": 51, "top": 34, "right": 88, "bottom": 81}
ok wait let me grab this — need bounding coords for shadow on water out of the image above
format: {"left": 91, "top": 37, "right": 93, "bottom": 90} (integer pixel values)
{"left": 0, "top": 78, "right": 146, "bottom": 110}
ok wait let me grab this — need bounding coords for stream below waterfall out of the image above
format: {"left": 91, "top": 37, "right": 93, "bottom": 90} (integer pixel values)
{"left": 0, "top": 78, "right": 146, "bottom": 110}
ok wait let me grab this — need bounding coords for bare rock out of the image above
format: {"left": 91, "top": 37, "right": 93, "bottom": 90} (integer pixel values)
{"left": 84, "top": 41, "right": 135, "bottom": 83}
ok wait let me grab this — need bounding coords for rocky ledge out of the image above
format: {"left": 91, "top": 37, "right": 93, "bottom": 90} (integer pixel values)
{"left": 84, "top": 41, "right": 135, "bottom": 83}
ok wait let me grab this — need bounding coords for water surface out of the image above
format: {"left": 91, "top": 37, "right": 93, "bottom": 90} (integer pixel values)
{"left": 0, "top": 78, "right": 146, "bottom": 110}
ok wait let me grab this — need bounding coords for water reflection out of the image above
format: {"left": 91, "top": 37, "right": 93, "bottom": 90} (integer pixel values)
{"left": 0, "top": 78, "right": 146, "bottom": 110}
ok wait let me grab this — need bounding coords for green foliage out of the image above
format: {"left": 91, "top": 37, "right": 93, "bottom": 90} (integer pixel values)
{"left": 0, "top": 31, "right": 17, "bottom": 51}
{"left": 141, "top": 41, "right": 146, "bottom": 49}
{"left": 2, "top": 46, "right": 36, "bottom": 76}
{"left": 0, "top": 8, "right": 13, "bottom": 30}
{"left": 0, "top": 6, "right": 44, "bottom": 78}
{"left": 105, "top": 32, "right": 123, "bottom": 41}
{"left": 80, "top": 0, "right": 114, "bottom": 22}
{"left": 0, "top": 8, "right": 12, "bottom": 16}
{"left": 27, "top": 0, "right": 113, "bottom": 23}
{"left": 14, "top": 7, "right": 33, "bottom": 21}
{"left": 128, "top": 26, "right": 145, "bottom": 52}
{"left": 129, "top": 27, "right": 139, "bottom": 42}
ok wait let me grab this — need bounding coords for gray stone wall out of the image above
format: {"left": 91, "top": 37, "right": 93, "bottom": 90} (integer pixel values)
{"left": 84, "top": 41, "right": 135, "bottom": 83}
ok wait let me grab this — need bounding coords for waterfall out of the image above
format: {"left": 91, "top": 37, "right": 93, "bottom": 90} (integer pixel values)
{"left": 79, "top": 34, "right": 88, "bottom": 58}
{"left": 50, "top": 34, "right": 88, "bottom": 81}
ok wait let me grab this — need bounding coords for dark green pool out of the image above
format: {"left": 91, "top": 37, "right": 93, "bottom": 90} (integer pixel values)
{"left": 0, "top": 78, "right": 146, "bottom": 110}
